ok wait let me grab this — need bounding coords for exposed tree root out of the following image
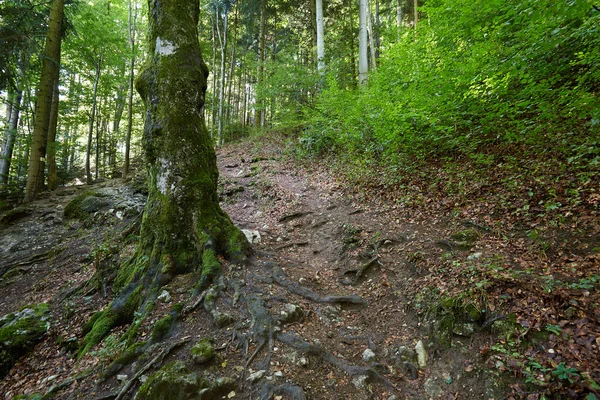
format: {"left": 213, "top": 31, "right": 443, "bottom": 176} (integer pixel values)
{"left": 275, "top": 332, "right": 404, "bottom": 393}
{"left": 111, "top": 338, "right": 190, "bottom": 400}
{"left": 269, "top": 265, "right": 367, "bottom": 305}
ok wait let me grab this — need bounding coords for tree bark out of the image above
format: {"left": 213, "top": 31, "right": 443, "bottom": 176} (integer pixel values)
{"left": 367, "top": 0, "right": 377, "bottom": 70}
{"left": 255, "top": 0, "right": 266, "bottom": 127}
{"left": 315, "top": 0, "right": 325, "bottom": 72}
{"left": 413, "top": 0, "right": 418, "bottom": 28}
{"left": 80, "top": 0, "right": 249, "bottom": 357}
{"left": 0, "top": 90, "right": 22, "bottom": 190}
{"left": 47, "top": 75, "right": 60, "bottom": 191}
{"left": 358, "top": 0, "right": 369, "bottom": 85}
{"left": 24, "top": 0, "right": 63, "bottom": 202}
{"left": 86, "top": 56, "right": 102, "bottom": 185}
{"left": 123, "top": 0, "right": 137, "bottom": 178}
{"left": 216, "top": 3, "right": 228, "bottom": 146}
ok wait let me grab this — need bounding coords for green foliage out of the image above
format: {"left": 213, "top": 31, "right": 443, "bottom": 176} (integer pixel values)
{"left": 303, "top": 0, "right": 600, "bottom": 172}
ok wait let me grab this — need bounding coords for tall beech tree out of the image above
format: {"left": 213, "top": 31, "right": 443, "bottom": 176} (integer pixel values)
{"left": 79, "top": 0, "right": 249, "bottom": 355}
{"left": 24, "top": 0, "right": 64, "bottom": 202}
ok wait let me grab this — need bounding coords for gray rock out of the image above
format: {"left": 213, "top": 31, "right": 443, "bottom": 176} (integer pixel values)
{"left": 424, "top": 378, "right": 444, "bottom": 398}
{"left": 241, "top": 229, "right": 261, "bottom": 244}
{"left": 0, "top": 303, "right": 51, "bottom": 378}
{"left": 280, "top": 303, "right": 303, "bottom": 324}
{"left": 352, "top": 375, "right": 369, "bottom": 389}
{"left": 415, "top": 340, "right": 427, "bottom": 368}
{"left": 213, "top": 312, "right": 235, "bottom": 328}
{"left": 362, "top": 348, "right": 376, "bottom": 362}
{"left": 467, "top": 252, "right": 483, "bottom": 261}
{"left": 397, "top": 345, "right": 416, "bottom": 361}
{"left": 136, "top": 360, "right": 205, "bottom": 400}
{"left": 157, "top": 290, "right": 171, "bottom": 303}
{"left": 247, "top": 370, "right": 266, "bottom": 382}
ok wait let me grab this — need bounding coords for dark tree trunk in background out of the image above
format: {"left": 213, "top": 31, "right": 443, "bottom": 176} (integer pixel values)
{"left": 47, "top": 75, "right": 60, "bottom": 191}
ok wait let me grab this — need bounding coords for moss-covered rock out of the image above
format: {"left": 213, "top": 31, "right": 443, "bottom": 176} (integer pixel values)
{"left": 451, "top": 229, "right": 480, "bottom": 246}
{"left": 197, "top": 377, "right": 236, "bottom": 399}
{"left": 191, "top": 338, "right": 214, "bottom": 365}
{"left": 135, "top": 360, "right": 208, "bottom": 400}
{"left": 0, "top": 206, "right": 32, "bottom": 226}
{"left": 151, "top": 315, "right": 173, "bottom": 342}
{"left": 0, "top": 304, "right": 51, "bottom": 378}
{"left": 63, "top": 191, "right": 109, "bottom": 220}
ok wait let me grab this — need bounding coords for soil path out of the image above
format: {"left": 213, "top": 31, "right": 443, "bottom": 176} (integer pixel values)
{"left": 0, "top": 140, "right": 497, "bottom": 399}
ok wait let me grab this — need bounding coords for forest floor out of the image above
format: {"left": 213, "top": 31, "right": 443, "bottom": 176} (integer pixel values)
{"left": 0, "top": 132, "right": 598, "bottom": 400}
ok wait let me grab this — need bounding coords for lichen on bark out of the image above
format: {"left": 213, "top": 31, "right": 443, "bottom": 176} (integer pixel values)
{"left": 79, "top": 0, "right": 249, "bottom": 356}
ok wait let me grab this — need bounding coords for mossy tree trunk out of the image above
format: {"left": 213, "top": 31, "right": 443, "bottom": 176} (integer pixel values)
{"left": 80, "top": 0, "right": 249, "bottom": 356}
{"left": 24, "top": 0, "right": 63, "bottom": 202}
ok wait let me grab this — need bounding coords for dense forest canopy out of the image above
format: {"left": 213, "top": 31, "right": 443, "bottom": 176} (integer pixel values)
{"left": 1, "top": 0, "right": 598, "bottom": 197}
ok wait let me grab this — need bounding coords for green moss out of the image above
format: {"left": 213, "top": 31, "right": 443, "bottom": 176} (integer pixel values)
{"left": 0, "top": 206, "right": 32, "bottom": 226}
{"left": 451, "top": 229, "right": 480, "bottom": 244}
{"left": 136, "top": 360, "right": 208, "bottom": 400}
{"left": 0, "top": 304, "right": 51, "bottom": 377}
{"left": 102, "top": 340, "right": 147, "bottom": 380}
{"left": 114, "top": 257, "right": 146, "bottom": 294}
{"left": 79, "top": 286, "right": 143, "bottom": 358}
{"left": 151, "top": 315, "right": 173, "bottom": 342}
{"left": 191, "top": 338, "right": 214, "bottom": 365}
{"left": 63, "top": 191, "right": 108, "bottom": 220}
{"left": 82, "top": 311, "right": 103, "bottom": 335}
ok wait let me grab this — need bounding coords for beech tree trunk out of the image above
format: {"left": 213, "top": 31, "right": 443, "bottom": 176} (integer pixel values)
{"left": 255, "top": 0, "right": 266, "bottom": 127}
{"left": 86, "top": 56, "right": 101, "bottom": 184}
{"left": 358, "top": 0, "right": 369, "bottom": 85}
{"left": 123, "top": 0, "right": 137, "bottom": 178}
{"left": 80, "top": 0, "right": 249, "bottom": 356}
{"left": 316, "top": 0, "right": 324, "bottom": 72}
{"left": 0, "top": 91, "right": 22, "bottom": 190}
{"left": 24, "top": 0, "right": 63, "bottom": 202}
{"left": 46, "top": 75, "right": 60, "bottom": 191}
{"left": 216, "top": 4, "right": 228, "bottom": 146}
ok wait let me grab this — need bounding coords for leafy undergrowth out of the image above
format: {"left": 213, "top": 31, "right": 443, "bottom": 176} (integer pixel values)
{"left": 276, "top": 129, "right": 600, "bottom": 399}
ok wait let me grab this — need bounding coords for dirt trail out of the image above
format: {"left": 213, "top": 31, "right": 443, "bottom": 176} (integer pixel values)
{"left": 0, "top": 141, "right": 500, "bottom": 399}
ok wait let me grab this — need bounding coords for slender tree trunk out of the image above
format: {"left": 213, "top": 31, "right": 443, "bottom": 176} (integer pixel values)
{"left": 86, "top": 56, "right": 101, "bottom": 185}
{"left": 309, "top": 0, "right": 317, "bottom": 55}
{"left": 316, "top": 0, "right": 325, "bottom": 72}
{"left": 242, "top": 68, "right": 247, "bottom": 128}
{"left": 413, "top": 0, "right": 418, "bottom": 28}
{"left": 95, "top": 96, "right": 103, "bottom": 181}
{"left": 215, "top": 5, "right": 228, "bottom": 146}
{"left": 80, "top": 0, "right": 249, "bottom": 357}
{"left": 347, "top": 0, "right": 357, "bottom": 87}
{"left": 397, "top": 0, "right": 403, "bottom": 38}
{"left": 123, "top": 0, "right": 137, "bottom": 178}
{"left": 358, "top": 0, "right": 369, "bottom": 85}
{"left": 0, "top": 91, "right": 22, "bottom": 190}
{"left": 24, "top": 0, "right": 64, "bottom": 202}
{"left": 374, "top": 0, "right": 380, "bottom": 59}
{"left": 367, "top": 0, "right": 377, "bottom": 70}
{"left": 255, "top": 0, "right": 266, "bottom": 128}
{"left": 47, "top": 75, "right": 60, "bottom": 191}
{"left": 225, "top": 3, "right": 238, "bottom": 128}
{"left": 210, "top": 14, "right": 218, "bottom": 137}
